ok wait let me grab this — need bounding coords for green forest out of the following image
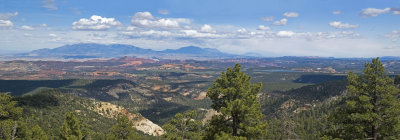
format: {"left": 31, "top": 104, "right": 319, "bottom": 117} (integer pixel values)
{"left": 1, "top": 58, "right": 400, "bottom": 140}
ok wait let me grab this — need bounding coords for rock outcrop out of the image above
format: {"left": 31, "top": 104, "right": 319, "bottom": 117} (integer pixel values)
{"left": 91, "top": 101, "right": 164, "bottom": 136}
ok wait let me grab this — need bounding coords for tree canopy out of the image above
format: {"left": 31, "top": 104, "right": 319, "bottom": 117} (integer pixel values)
{"left": 325, "top": 58, "right": 400, "bottom": 140}
{"left": 59, "top": 112, "right": 90, "bottom": 140}
{"left": 205, "top": 63, "right": 267, "bottom": 139}
{"left": 109, "top": 115, "right": 139, "bottom": 140}
{"left": 162, "top": 110, "right": 202, "bottom": 140}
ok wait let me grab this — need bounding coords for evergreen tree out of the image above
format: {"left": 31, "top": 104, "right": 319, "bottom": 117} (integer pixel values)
{"left": 59, "top": 112, "right": 89, "bottom": 140}
{"left": 325, "top": 58, "right": 400, "bottom": 140}
{"left": 30, "top": 125, "right": 48, "bottom": 140}
{"left": 109, "top": 115, "right": 139, "bottom": 140}
{"left": 0, "top": 93, "right": 23, "bottom": 140}
{"left": 205, "top": 64, "right": 267, "bottom": 139}
{"left": 162, "top": 110, "right": 202, "bottom": 140}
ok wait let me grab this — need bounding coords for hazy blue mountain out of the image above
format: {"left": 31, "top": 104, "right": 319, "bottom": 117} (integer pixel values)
{"left": 162, "top": 46, "right": 223, "bottom": 55}
{"left": 26, "top": 43, "right": 155, "bottom": 58}
{"left": 20, "top": 43, "right": 234, "bottom": 59}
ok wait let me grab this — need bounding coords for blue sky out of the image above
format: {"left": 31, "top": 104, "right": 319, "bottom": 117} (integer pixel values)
{"left": 0, "top": 0, "right": 400, "bottom": 57}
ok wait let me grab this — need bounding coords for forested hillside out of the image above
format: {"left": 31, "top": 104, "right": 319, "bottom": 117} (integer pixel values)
{"left": 1, "top": 58, "right": 399, "bottom": 139}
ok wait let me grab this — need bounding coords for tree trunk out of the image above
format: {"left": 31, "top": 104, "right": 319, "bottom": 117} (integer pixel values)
{"left": 11, "top": 121, "right": 17, "bottom": 140}
{"left": 232, "top": 113, "right": 238, "bottom": 136}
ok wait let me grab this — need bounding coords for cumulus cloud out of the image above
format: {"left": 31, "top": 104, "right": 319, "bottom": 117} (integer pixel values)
{"left": 72, "top": 15, "right": 122, "bottom": 31}
{"left": 385, "top": 30, "right": 400, "bottom": 42}
{"left": 261, "top": 16, "right": 274, "bottom": 22}
{"left": 257, "top": 25, "right": 270, "bottom": 30}
{"left": 158, "top": 9, "right": 169, "bottom": 15}
{"left": 273, "top": 18, "right": 288, "bottom": 26}
{"left": 0, "top": 12, "right": 18, "bottom": 20}
{"left": 277, "top": 31, "right": 295, "bottom": 37}
{"left": 42, "top": 0, "right": 58, "bottom": 10}
{"left": 200, "top": 24, "right": 216, "bottom": 33}
{"left": 21, "top": 25, "right": 34, "bottom": 30}
{"left": 131, "top": 11, "right": 191, "bottom": 29}
{"left": 283, "top": 12, "right": 299, "bottom": 18}
{"left": 360, "top": 8, "right": 390, "bottom": 17}
{"left": 329, "top": 21, "right": 359, "bottom": 29}
{"left": 0, "top": 20, "right": 13, "bottom": 27}
{"left": 332, "top": 11, "right": 341, "bottom": 15}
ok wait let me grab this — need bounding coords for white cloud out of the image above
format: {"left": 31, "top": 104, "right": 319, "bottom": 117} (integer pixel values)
{"left": 273, "top": 18, "right": 288, "bottom": 26}
{"left": 131, "top": 11, "right": 191, "bottom": 29}
{"left": 277, "top": 31, "right": 295, "bottom": 37}
{"left": 200, "top": 24, "right": 215, "bottom": 33}
{"left": 394, "top": 11, "right": 400, "bottom": 15}
{"left": 283, "top": 12, "right": 299, "bottom": 18}
{"left": 0, "top": 12, "right": 18, "bottom": 20}
{"left": 261, "top": 16, "right": 274, "bottom": 22}
{"left": 49, "top": 33, "right": 57, "bottom": 37}
{"left": 42, "top": 0, "right": 58, "bottom": 10}
{"left": 329, "top": 21, "right": 359, "bottom": 29}
{"left": 0, "top": 20, "right": 13, "bottom": 27}
{"left": 332, "top": 11, "right": 341, "bottom": 15}
{"left": 360, "top": 8, "right": 390, "bottom": 17}
{"left": 385, "top": 30, "right": 400, "bottom": 42}
{"left": 158, "top": 9, "right": 169, "bottom": 15}
{"left": 180, "top": 29, "right": 223, "bottom": 38}
{"left": 237, "top": 28, "right": 247, "bottom": 34}
{"left": 21, "top": 25, "right": 34, "bottom": 30}
{"left": 72, "top": 15, "right": 122, "bottom": 31}
{"left": 133, "top": 12, "right": 154, "bottom": 20}
{"left": 257, "top": 25, "right": 270, "bottom": 30}
{"left": 40, "top": 24, "right": 47, "bottom": 27}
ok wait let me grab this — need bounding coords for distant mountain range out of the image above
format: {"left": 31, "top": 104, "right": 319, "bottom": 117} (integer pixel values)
{"left": 12, "top": 43, "right": 400, "bottom": 60}
{"left": 18, "top": 43, "right": 236, "bottom": 59}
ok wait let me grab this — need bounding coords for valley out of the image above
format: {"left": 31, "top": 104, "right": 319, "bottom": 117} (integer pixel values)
{"left": 1, "top": 49, "right": 400, "bottom": 139}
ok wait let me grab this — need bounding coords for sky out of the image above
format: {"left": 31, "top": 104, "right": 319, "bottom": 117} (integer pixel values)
{"left": 0, "top": 0, "right": 400, "bottom": 57}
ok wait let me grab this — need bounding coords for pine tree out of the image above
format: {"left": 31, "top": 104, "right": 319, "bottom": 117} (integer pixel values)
{"left": 30, "top": 125, "right": 48, "bottom": 140}
{"left": 0, "top": 93, "right": 23, "bottom": 140}
{"left": 205, "top": 63, "right": 267, "bottom": 139}
{"left": 162, "top": 110, "right": 202, "bottom": 140}
{"left": 59, "top": 112, "right": 89, "bottom": 140}
{"left": 109, "top": 115, "right": 139, "bottom": 140}
{"left": 325, "top": 58, "right": 400, "bottom": 140}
